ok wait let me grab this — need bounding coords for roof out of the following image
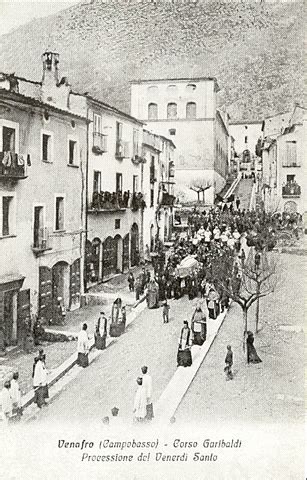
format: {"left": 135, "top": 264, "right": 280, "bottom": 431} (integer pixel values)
{"left": 72, "top": 91, "right": 143, "bottom": 126}
{"left": 130, "top": 76, "right": 220, "bottom": 91}
{"left": 216, "top": 110, "right": 229, "bottom": 136}
{"left": 0, "top": 88, "right": 88, "bottom": 122}
{"left": 0, "top": 72, "right": 41, "bottom": 86}
{"left": 229, "top": 120, "right": 262, "bottom": 125}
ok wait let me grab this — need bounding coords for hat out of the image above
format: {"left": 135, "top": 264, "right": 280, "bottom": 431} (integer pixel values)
{"left": 111, "top": 407, "right": 119, "bottom": 416}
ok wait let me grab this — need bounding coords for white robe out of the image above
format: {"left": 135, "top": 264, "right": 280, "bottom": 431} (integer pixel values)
{"left": 133, "top": 385, "right": 147, "bottom": 420}
{"left": 77, "top": 330, "right": 89, "bottom": 354}
{"left": 142, "top": 374, "right": 152, "bottom": 404}
{"left": 33, "top": 360, "right": 48, "bottom": 387}
{"left": 10, "top": 379, "right": 21, "bottom": 407}
{"left": 0, "top": 388, "right": 12, "bottom": 417}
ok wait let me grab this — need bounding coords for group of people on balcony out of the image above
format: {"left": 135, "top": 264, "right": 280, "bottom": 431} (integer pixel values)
{"left": 0, "top": 151, "right": 29, "bottom": 176}
{"left": 282, "top": 179, "right": 301, "bottom": 196}
{"left": 91, "top": 190, "right": 145, "bottom": 211}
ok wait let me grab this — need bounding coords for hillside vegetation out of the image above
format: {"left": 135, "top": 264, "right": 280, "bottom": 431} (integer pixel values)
{"left": 0, "top": 0, "right": 304, "bottom": 120}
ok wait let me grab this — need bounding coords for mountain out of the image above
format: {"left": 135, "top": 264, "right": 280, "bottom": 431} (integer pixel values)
{"left": 0, "top": 0, "right": 305, "bottom": 121}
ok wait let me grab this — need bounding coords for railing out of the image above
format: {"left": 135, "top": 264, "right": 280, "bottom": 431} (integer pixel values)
{"left": 32, "top": 227, "right": 52, "bottom": 254}
{"left": 115, "top": 140, "right": 130, "bottom": 159}
{"left": 282, "top": 183, "right": 301, "bottom": 197}
{"left": 0, "top": 152, "right": 27, "bottom": 179}
{"left": 92, "top": 132, "right": 107, "bottom": 154}
{"left": 160, "top": 192, "right": 176, "bottom": 206}
{"left": 90, "top": 190, "right": 130, "bottom": 211}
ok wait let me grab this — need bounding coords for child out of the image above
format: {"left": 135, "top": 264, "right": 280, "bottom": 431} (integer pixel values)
{"left": 224, "top": 345, "right": 233, "bottom": 380}
{"left": 162, "top": 301, "right": 170, "bottom": 324}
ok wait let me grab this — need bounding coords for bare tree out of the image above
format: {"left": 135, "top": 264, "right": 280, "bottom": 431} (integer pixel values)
{"left": 189, "top": 179, "right": 212, "bottom": 203}
{"left": 213, "top": 248, "right": 280, "bottom": 354}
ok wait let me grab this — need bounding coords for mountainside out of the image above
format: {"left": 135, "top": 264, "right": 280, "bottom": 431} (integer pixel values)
{"left": 0, "top": 0, "right": 305, "bottom": 120}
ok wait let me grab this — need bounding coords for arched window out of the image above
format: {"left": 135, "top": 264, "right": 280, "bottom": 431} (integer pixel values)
{"left": 167, "top": 102, "right": 177, "bottom": 119}
{"left": 186, "top": 102, "right": 196, "bottom": 119}
{"left": 167, "top": 85, "right": 178, "bottom": 94}
{"left": 186, "top": 83, "right": 197, "bottom": 93}
{"left": 147, "top": 85, "right": 158, "bottom": 95}
{"left": 148, "top": 103, "right": 158, "bottom": 120}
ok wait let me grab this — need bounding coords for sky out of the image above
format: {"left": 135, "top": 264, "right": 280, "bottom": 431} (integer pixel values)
{"left": 0, "top": 0, "right": 80, "bottom": 36}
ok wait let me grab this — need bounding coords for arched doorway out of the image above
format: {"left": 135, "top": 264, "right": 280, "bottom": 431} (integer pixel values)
{"left": 52, "top": 261, "right": 70, "bottom": 311}
{"left": 130, "top": 223, "right": 140, "bottom": 267}
{"left": 114, "top": 235, "right": 123, "bottom": 272}
{"left": 284, "top": 201, "right": 298, "bottom": 214}
{"left": 91, "top": 237, "right": 101, "bottom": 282}
{"left": 102, "top": 236, "right": 118, "bottom": 279}
{"left": 122, "top": 234, "right": 130, "bottom": 272}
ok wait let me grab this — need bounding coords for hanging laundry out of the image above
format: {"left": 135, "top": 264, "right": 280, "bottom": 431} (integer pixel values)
{"left": 27, "top": 154, "right": 31, "bottom": 166}
{"left": 17, "top": 154, "right": 24, "bottom": 166}
{"left": 2, "top": 151, "right": 12, "bottom": 167}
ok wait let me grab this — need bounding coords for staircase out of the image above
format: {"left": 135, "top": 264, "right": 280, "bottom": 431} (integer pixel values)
{"left": 233, "top": 178, "right": 255, "bottom": 210}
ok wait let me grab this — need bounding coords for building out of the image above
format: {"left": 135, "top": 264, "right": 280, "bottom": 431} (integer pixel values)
{"left": 130, "top": 77, "right": 229, "bottom": 204}
{"left": 142, "top": 130, "right": 176, "bottom": 253}
{"left": 229, "top": 120, "right": 263, "bottom": 175}
{"left": 0, "top": 53, "right": 87, "bottom": 348}
{"left": 69, "top": 93, "right": 146, "bottom": 287}
{"left": 261, "top": 105, "right": 307, "bottom": 219}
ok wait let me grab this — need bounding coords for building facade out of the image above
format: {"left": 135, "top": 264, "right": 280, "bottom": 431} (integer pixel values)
{"left": 0, "top": 56, "right": 87, "bottom": 347}
{"left": 130, "top": 77, "right": 229, "bottom": 204}
{"left": 229, "top": 120, "right": 263, "bottom": 175}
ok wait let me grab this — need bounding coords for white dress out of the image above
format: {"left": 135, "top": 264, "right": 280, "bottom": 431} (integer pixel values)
{"left": 133, "top": 385, "right": 147, "bottom": 420}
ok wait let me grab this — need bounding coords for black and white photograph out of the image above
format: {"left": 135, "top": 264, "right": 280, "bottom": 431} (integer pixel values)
{"left": 0, "top": 0, "right": 305, "bottom": 478}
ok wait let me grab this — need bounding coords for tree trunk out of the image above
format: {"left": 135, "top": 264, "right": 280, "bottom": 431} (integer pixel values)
{"left": 197, "top": 191, "right": 200, "bottom": 202}
{"left": 255, "top": 284, "right": 260, "bottom": 333}
{"left": 242, "top": 307, "right": 248, "bottom": 353}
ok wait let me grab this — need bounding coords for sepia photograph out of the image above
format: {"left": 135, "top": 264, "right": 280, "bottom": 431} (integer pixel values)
{"left": 0, "top": 0, "right": 305, "bottom": 478}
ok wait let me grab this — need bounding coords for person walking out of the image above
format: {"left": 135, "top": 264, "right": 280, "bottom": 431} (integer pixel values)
{"left": 95, "top": 312, "right": 107, "bottom": 350}
{"left": 246, "top": 331, "right": 262, "bottom": 364}
{"left": 0, "top": 380, "right": 13, "bottom": 425}
{"left": 133, "top": 377, "right": 147, "bottom": 423}
{"left": 236, "top": 196, "right": 240, "bottom": 210}
{"left": 77, "top": 323, "right": 90, "bottom": 368}
{"left": 33, "top": 355, "right": 48, "bottom": 408}
{"left": 128, "top": 271, "right": 135, "bottom": 292}
{"left": 10, "top": 372, "right": 22, "bottom": 420}
{"left": 141, "top": 366, "right": 154, "bottom": 421}
{"left": 224, "top": 345, "right": 233, "bottom": 380}
{"left": 162, "top": 300, "right": 170, "bottom": 324}
{"left": 177, "top": 321, "right": 192, "bottom": 367}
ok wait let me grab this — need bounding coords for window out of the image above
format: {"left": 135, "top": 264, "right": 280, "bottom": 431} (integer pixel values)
{"left": 147, "top": 85, "right": 158, "bottom": 95}
{"left": 133, "top": 175, "right": 138, "bottom": 193}
{"left": 245, "top": 125, "right": 248, "bottom": 130}
{"left": 2, "top": 196, "right": 13, "bottom": 236}
{"left": 148, "top": 103, "right": 158, "bottom": 120}
{"left": 68, "top": 139, "right": 77, "bottom": 165}
{"left": 167, "top": 103, "right": 177, "bottom": 119}
{"left": 169, "top": 129, "right": 176, "bottom": 136}
{"left": 186, "top": 83, "right": 196, "bottom": 93}
{"left": 55, "top": 197, "right": 64, "bottom": 231}
{"left": 150, "top": 186, "right": 154, "bottom": 208}
{"left": 283, "top": 141, "right": 298, "bottom": 167}
{"left": 93, "top": 171, "right": 101, "bottom": 193}
{"left": 115, "top": 219, "right": 120, "bottom": 230}
{"left": 116, "top": 122, "right": 123, "bottom": 141}
{"left": 245, "top": 136, "right": 248, "bottom": 144}
{"left": 116, "top": 173, "right": 123, "bottom": 193}
{"left": 286, "top": 175, "right": 295, "bottom": 183}
{"left": 167, "top": 85, "right": 177, "bottom": 94}
{"left": 42, "top": 133, "right": 52, "bottom": 162}
{"left": 33, "top": 206, "right": 44, "bottom": 248}
{"left": 94, "top": 114, "right": 102, "bottom": 134}
{"left": 133, "top": 129, "right": 139, "bottom": 157}
{"left": 186, "top": 102, "right": 196, "bottom": 119}
{"left": 2, "top": 127, "right": 16, "bottom": 152}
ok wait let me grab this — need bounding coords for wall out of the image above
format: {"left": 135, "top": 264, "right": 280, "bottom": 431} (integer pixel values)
{"left": 229, "top": 121, "right": 262, "bottom": 156}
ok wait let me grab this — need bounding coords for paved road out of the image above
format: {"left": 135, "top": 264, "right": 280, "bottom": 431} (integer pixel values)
{"left": 233, "top": 178, "right": 254, "bottom": 210}
{"left": 26, "top": 296, "right": 201, "bottom": 425}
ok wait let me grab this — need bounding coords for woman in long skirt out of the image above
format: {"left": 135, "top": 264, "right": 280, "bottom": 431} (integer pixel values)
{"left": 246, "top": 331, "right": 262, "bottom": 364}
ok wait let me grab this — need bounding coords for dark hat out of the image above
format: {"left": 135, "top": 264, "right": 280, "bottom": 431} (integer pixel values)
{"left": 111, "top": 407, "right": 119, "bottom": 416}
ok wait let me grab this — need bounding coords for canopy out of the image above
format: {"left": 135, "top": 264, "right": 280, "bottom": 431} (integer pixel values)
{"left": 177, "top": 256, "right": 199, "bottom": 278}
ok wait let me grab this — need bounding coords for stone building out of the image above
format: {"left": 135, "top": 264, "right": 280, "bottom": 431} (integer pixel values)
{"left": 0, "top": 53, "right": 87, "bottom": 347}
{"left": 229, "top": 120, "right": 262, "bottom": 175}
{"left": 130, "top": 77, "right": 229, "bottom": 204}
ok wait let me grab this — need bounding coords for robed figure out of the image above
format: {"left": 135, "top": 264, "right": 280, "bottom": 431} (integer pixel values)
{"left": 246, "top": 331, "right": 262, "bottom": 364}
{"left": 191, "top": 306, "right": 207, "bottom": 346}
{"left": 146, "top": 279, "right": 159, "bottom": 309}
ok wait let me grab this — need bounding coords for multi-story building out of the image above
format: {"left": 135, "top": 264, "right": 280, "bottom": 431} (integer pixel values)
{"left": 130, "top": 77, "right": 229, "bottom": 204}
{"left": 229, "top": 120, "right": 262, "bottom": 174}
{"left": 0, "top": 53, "right": 87, "bottom": 348}
{"left": 70, "top": 93, "right": 146, "bottom": 287}
{"left": 142, "top": 130, "right": 176, "bottom": 252}
{"left": 261, "top": 105, "right": 307, "bottom": 220}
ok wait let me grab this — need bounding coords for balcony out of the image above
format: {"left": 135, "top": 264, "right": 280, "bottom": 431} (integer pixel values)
{"left": 0, "top": 152, "right": 27, "bottom": 180}
{"left": 32, "top": 227, "right": 52, "bottom": 255}
{"left": 160, "top": 192, "right": 176, "bottom": 207}
{"left": 115, "top": 140, "right": 130, "bottom": 159}
{"left": 282, "top": 182, "right": 301, "bottom": 198}
{"left": 89, "top": 190, "right": 130, "bottom": 212}
{"left": 92, "top": 132, "right": 107, "bottom": 155}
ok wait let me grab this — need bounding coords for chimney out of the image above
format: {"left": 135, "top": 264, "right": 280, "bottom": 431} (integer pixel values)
{"left": 42, "top": 51, "right": 60, "bottom": 86}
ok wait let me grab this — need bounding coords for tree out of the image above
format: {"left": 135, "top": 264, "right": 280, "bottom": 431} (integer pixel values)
{"left": 213, "top": 247, "right": 279, "bottom": 354}
{"left": 189, "top": 179, "right": 212, "bottom": 203}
